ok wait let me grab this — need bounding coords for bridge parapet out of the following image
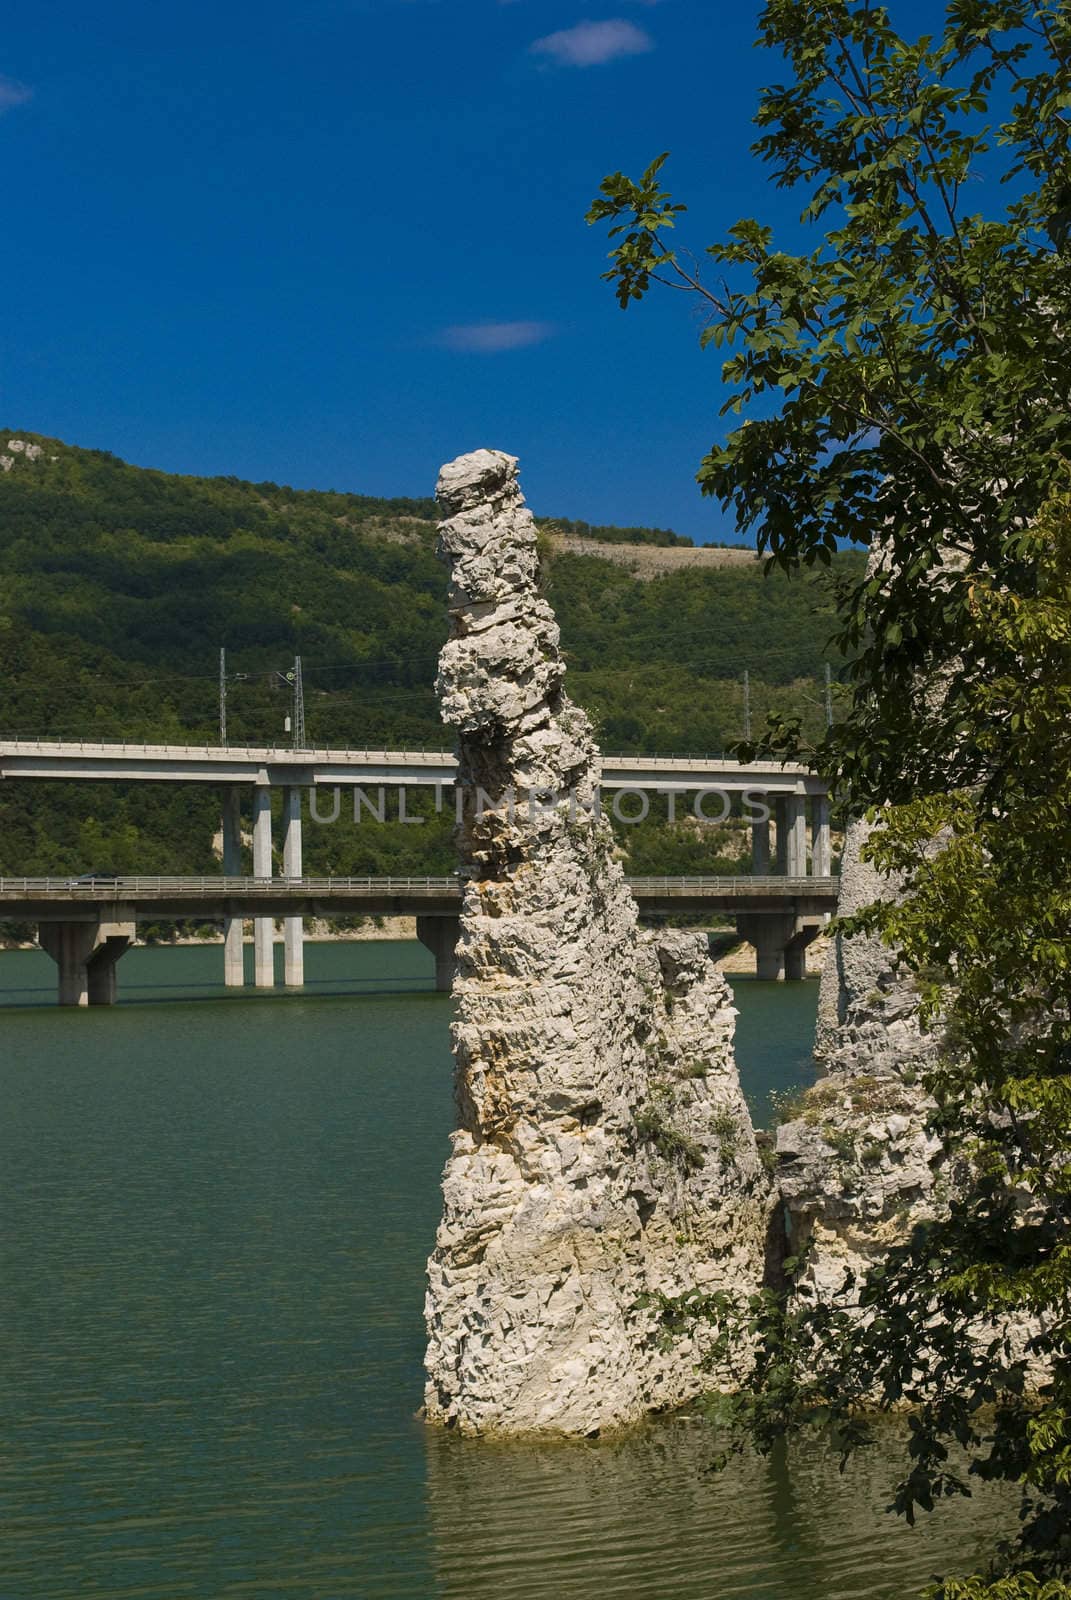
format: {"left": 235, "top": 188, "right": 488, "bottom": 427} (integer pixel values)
{"left": 0, "top": 738, "right": 829, "bottom": 794}
{"left": 0, "top": 872, "right": 838, "bottom": 906}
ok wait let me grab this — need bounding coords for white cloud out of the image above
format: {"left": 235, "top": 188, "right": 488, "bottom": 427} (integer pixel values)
{"left": 436, "top": 321, "right": 556, "bottom": 353}
{"left": 0, "top": 76, "right": 32, "bottom": 113}
{"left": 530, "top": 18, "right": 653, "bottom": 67}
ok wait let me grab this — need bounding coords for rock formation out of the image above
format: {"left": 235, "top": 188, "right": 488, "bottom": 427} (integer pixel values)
{"left": 777, "top": 808, "right": 1047, "bottom": 1393}
{"left": 2, "top": 438, "right": 45, "bottom": 472}
{"left": 423, "top": 449, "right": 773, "bottom": 1436}
{"left": 813, "top": 816, "right": 934, "bottom": 1079}
{"left": 777, "top": 815, "right": 943, "bottom": 1300}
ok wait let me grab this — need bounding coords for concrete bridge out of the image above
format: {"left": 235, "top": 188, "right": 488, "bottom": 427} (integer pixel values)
{"left": 0, "top": 738, "right": 836, "bottom": 1001}
{"left": 0, "top": 738, "right": 830, "bottom": 796}
{"left": 0, "top": 873, "right": 838, "bottom": 1005}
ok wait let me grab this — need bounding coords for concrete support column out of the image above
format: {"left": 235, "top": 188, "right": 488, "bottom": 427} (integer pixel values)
{"left": 222, "top": 785, "right": 244, "bottom": 987}
{"left": 778, "top": 794, "right": 807, "bottom": 877}
{"left": 784, "top": 937, "right": 807, "bottom": 982}
{"left": 751, "top": 805, "right": 771, "bottom": 876}
{"left": 39, "top": 922, "right": 95, "bottom": 1006}
{"left": 252, "top": 784, "right": 275, "bottom": 989}
{"left": 87, "top": 926, "right": 135, "bottom": 1004}
{"left": 736, "top": 912, "right": 811, "bottom": 983}
{"left": 785, "top": 925, "right": 819, "bottom": 981}
{"left": 39, "top": 919, "right": 134, "bottom": 1006}
{"left": 416, "top": 914, "right": 460, "bottom": 994}
{"left": 737, "top": 913, "right": 791, "bottom": 982}
{"left": 774, "top": 796, "right": 790, "bottom": 875}
{"left": 812, "top": 794, "right": 832, "bottom": 878}
{"left": 282, "top": 785, "right": 304, "bottom": 988}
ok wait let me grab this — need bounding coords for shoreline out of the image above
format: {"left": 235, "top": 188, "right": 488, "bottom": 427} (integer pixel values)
{"left": 0, "top": 914, "right": 420, "bottom": 952}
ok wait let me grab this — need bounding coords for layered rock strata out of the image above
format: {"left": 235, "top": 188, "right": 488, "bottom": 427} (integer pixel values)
{"left": 423, "top": 449, "right": 773, "bottom": 1436}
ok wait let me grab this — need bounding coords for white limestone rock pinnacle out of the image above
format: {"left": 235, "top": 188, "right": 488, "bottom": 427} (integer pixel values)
{"left": 423, "top": 449, "right": 774, "bottom": 1436}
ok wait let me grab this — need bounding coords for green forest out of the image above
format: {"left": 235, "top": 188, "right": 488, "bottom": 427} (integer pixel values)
{"left": 0, "top": 430, "right": 853, "bottom": 882}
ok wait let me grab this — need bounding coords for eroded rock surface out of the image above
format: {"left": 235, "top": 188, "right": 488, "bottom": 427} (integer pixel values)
{"left": 423, "top": 449, "right": 773, "bottom": 1436}
{"left": 814, "top": 816, "right": 935, "bottom": 1079}
{"left": 779, "top": 814, "right": 942, "bottom": 1298}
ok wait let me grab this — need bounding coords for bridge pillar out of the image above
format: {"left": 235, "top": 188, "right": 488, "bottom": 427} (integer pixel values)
{"left": 751, "top": 809, "right": 771, "bottom": 874}
{"left": 87, "top": 925, "right": 135, "bottom": 1004}
{"left": 282, "top": 785, "right": 304, "bottom": 988}
{"left": 737, "top": 913, "right": 793, "bottom": 981}
{"left": 736, "top": 911, "right": 818, "bottom": 982}
{"left": 775, "top": 794, "right": 807, "bottom": 876}
{"left": 812, "top": 795, "right": 832, "bottom": 878}
{"left": 252, "top": 784, "right": 275, "bottom": 988}
{"left": 785, "top": 923, "right": 820, "bottom": 981}
{"left": 39, "top": 918, "right": 134, "bottom": 1006}
{"left": 774, "top": 797, "right": 789, "bottom": 875}
{"left": 222, "top": 785, "right": 244, "bottom": 987}
{"left": 416, "top": 915, "right": 460, "bottom": 994}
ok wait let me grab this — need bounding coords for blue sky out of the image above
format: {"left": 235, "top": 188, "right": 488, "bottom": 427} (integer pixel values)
{"left": 4, "top": 0, "right": 941, "bottom": 542}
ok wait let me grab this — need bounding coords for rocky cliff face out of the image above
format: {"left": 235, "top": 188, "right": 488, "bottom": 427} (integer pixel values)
{"left": 814, "top": 817, "right": 935, "bottom": 1079}
{"left": 777, "top": 815, "right": 943, "bottom": 1299}
{"left": 423, "top": 449, "right": 773, "bottom": 1436}
{"left": 777, "top": 801, "right": 1046, "bottom": 1388}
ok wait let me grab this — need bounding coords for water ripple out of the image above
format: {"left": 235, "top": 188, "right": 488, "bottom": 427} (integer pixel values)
{"left": 0, "top": 945, "right": 1011, "bottom": 1599}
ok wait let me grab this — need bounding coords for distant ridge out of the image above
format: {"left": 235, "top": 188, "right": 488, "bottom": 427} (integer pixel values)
{"left": 546, "top": 530, "right": 758, "bottom": 579}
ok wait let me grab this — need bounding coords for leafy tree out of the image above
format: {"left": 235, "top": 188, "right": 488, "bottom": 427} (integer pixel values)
{"left": 588, "top": 0, "right": 1071, "bottom": 805}
{"left": 589, "top": 1, "right": 1071, "bottom": 1593}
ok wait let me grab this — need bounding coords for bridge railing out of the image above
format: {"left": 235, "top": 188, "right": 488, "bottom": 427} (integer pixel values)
{"left": 0, "top": 739, "right": 460, "bottom": 762}
{"left": 0, "top": 873, "right": 840, "bottom": 897}
{"left": 626, "top": 875, "right": 838, "bottom": 894}
{"left": 0, "top": 875, "right": 462, "bottom": 894}
{"left": 0, "top": 736, "right": 818, "bottom": 771}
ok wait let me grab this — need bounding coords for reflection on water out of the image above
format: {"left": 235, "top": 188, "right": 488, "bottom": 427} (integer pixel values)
{"left": 426, "top": 1418, "right": 1010, "bottom": 1600}
{"left": 0, "top": 943, "right": 1009, "bottom": 1598}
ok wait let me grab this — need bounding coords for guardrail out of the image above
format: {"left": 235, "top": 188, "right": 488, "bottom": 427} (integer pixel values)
{"left": 0, "top": 737, "right": 816, "bottom": 770}
{"left": 0, "top": 741, "right": 459, "bottom": 761}
{"left": 0, "top": 875, "right": 460, "bottom": 894}
{"left": 0, "top": 874, "right": 839, "bottom": 898}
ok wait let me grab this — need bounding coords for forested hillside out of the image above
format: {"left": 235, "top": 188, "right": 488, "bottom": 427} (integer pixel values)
{"left": 536, "top": 516, "right": 695, "bottom": 547}
{"left": 0, "top": 430, "right": 852, "bottom": 878}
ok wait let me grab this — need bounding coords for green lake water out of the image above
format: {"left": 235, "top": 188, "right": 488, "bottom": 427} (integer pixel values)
{"left": 0, "top": 943, "right": 1009, "bottom": 1598}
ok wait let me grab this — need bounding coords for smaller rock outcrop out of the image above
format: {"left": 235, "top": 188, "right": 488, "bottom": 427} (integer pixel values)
{"left": 779, "top": 814, "right": 942, "bottom": 1298}
{"left": 814, "top": 817, "right": 935, "bottom": 1079}
{"left": 5, "top": 438, "right": 43, "bottom": 462}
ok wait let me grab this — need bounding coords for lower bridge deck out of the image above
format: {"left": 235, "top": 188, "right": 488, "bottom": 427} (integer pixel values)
{"left": 0, "top": 873, "right": 838, "bottom": 920}
{"left": 0, "top": 875, "right": 840, "bottom": 1003}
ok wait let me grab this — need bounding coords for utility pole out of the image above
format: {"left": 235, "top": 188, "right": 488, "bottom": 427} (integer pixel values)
{"left": 824, "top": 662, "right": 833, "bottom": 729}
{"left": 743, "top": 669, "right": 751, "bottom": 740}
{"left": 292, "top": 655, "right": 306, "bottom": 749}
{"left": 219, "top": 647, "right": 227, "bottom": 746}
